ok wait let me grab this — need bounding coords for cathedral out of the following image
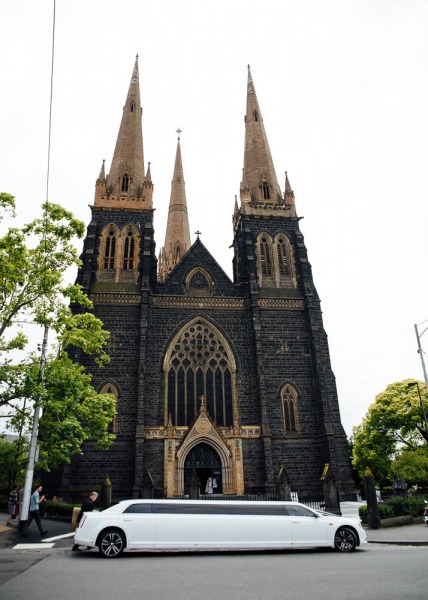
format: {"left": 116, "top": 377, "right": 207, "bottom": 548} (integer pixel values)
{"left": 58, "top": 59, "right": 356, "bottom": 501}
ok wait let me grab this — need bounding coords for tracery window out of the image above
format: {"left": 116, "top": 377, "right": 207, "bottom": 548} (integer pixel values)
{"left": 276, "top": 236, "right": 290, "bottom": 278}
{"left": 121, "top": 173, "right": 129, "bottom": 193}
{"left": 123, "top": 230, "right": 135, "bottom": 270}
{"left": 103, "top": 227, "right": 117, "bottom": 269}
{"left": 262, "top": 181, "right": 270, "bottom": 200}
{"left": 100, "top": 382, "right": 119, "bottom": 433}
{"left": 280, "top": 384, "right": 298, "bottom": 433}
{"left": 165, "top": 321, "right": 235, "bottom": 427}
{"left": 258, "top": 234, "right": 273, "bottom": 278}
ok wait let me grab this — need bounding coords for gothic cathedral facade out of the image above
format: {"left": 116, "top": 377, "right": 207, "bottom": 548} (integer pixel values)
{"left": 59, "top": 60, "right": 356, "bottom": 500}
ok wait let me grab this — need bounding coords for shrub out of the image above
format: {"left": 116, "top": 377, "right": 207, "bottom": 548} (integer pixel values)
{"left": 359, "top": 502, "right": 394, "bottom": 523}
{"left": 42, "top": 499, "right": 80, "bottom": 517}
{"left": 359, "top": 495, "right": 426, "bottom": 523}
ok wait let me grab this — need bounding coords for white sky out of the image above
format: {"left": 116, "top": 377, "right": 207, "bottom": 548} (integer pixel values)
{"left": 1, "top": 0, "right": 427, "bottom": 437}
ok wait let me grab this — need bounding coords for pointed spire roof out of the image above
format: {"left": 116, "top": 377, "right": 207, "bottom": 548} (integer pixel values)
{"left": 98, "top": 159, "right": 106, "bottom": 180}
{"left": 241, "top": 66, "right": 282, "bottom": 204}
{"left": 158, "top": 132, "right": 191, "bottom": 281}
{"left": 94, "top": 56, "right": 153, "bottom": 209}
{"left": 108, "top": 55, "right": 145, "bottom": 190}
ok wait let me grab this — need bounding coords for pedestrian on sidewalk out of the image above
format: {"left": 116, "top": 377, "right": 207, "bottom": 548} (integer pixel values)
{"left": 72, "top": 491, "right": 98, "bottom": 551}
{"left": 6, "top": 486, "right": 18, "bottom": 527}
{"left": 20, "top": 484, "right": 48, "bottom": 537}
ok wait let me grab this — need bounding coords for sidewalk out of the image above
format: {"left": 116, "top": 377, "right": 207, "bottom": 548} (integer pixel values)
{"left": 364, "top": 521, "right": 428, "bottom": 546}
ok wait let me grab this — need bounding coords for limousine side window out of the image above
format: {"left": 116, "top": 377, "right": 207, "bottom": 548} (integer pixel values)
{"left": 152, "top": 503, "right": 285, "bottom": 516}
{"left": 284, "top": 505, "right": 317, "bottom": 517}
{"left": 123, "top": 504, "right": 153, "bottom": 514}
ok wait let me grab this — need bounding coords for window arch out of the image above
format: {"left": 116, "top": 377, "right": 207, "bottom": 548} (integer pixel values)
{"left": 280, "top": 384, "right": 299, "bottom": 434}
{"left": 99, "top": 382, "right": 119, "bottom": 433}
{"left": 123, "top": 230, "right": 135, "bottom": 270}
{"left": 262, "top": 180, "right": 270, "bottom": 200}
{"left": 164, "top": 320, "right": 236, "bottom": 428}
{"left": 102, "top": 225, "right": 118, "bottom": 269}
{"left": 273, "top": 233, "right": 295, "bottom": 287}
{"left": 257, "top": 233, "right": 273, "bottom": 283}
{"left": 121, "top": 173, "right": 129, "bottom": 193}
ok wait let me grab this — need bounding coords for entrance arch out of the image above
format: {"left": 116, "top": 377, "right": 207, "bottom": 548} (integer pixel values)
{"left": 184, "top": 443, "right": 222, "bottom": 494}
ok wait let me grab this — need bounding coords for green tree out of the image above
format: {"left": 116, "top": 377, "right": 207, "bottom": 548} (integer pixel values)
{"left": 352, "top": 379, "right": 428, "bottom": 485}
{"left": 0, "top": 193, "right": 115, "bottom": 470}
{"left": 0, "top": 435, "right": 28, "bottom": 491}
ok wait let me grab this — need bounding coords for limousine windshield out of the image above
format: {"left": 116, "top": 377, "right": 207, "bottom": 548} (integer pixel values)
{"left": 75, "top": 499, "right": 367, "bottom": 558}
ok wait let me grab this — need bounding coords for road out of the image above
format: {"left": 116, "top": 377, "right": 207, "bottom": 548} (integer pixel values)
{"left": 1, "top": 545, "right": 428, "bottom": 600}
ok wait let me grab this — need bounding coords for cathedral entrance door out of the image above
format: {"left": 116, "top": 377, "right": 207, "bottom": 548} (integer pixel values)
{"left": 184, "top": 443, "right": 222, "bottom": 495}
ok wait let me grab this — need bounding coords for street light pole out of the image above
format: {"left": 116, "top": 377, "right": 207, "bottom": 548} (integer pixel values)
{"left": 414, "top": 322, "right": 428, "bottom": 394}
{"left": 414, "top": 322, "right": 428, "bottom": 443}
{"left": 19, "top": 325, "right": 49, "bottom": 526}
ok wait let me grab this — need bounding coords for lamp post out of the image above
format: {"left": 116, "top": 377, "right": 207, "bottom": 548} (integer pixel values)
{"left": 19, "top": 325, "right": 49, "bottom": 528}
{"left": 407, "top": 381, "right": 428, "bottom": 442}
{"left": 414, "top": 322, "right": 428, "bottom": 395}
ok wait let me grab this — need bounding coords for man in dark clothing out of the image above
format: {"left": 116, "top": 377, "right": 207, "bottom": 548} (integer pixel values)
{"left": 72, "top": 491, "right": 98, "bottom": 551}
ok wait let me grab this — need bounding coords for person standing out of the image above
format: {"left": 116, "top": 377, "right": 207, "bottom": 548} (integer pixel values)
{"left": 6, "top": 486, "right": 18, "bottom": 527}
{"left": 20, "top": 484, "right": 48, "bottom": 537}
{"left": 72, "top": 491, "right": 98, "bottom": 551}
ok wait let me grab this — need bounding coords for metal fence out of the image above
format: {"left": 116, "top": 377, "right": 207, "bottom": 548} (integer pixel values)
{"left": 155, "top": 489, "right": 325, "bottom": 508}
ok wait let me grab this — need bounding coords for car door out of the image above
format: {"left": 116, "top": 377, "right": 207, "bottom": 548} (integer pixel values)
{"left": 121, "top": 503, "right": 156, "bottom": 548}
{"left": 286, "top": 504, "right": 329, "bottom": 547}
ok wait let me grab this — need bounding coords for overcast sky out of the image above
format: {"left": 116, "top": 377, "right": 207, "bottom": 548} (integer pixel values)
{"left": 1, "top": 0, "right": 427, "bottom": 437}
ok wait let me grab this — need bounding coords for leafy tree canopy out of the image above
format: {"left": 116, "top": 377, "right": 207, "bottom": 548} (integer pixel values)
{"left": 352, "top": 379, "right": 428, "bottom": 485}
{"left": 0, "top": 193, "right": 115, "bottom": 470}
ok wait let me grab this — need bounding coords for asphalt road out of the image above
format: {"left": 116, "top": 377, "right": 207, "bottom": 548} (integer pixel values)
{"left": 1, "top": 545, "right": 428, "bottom": 600}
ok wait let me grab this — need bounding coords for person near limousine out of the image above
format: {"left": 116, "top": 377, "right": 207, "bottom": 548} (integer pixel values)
{"left": 72, "top": 491, "right": 98, "bottom": 551}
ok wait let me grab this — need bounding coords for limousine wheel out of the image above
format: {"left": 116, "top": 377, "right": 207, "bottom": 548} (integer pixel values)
{"left": 99, "top": 529, "right": 125, "bottom": 558}
{"left": 334, "top": 527, "right": 357, "bottom": 552}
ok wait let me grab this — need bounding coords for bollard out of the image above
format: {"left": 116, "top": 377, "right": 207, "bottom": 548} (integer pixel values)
{"left": 71, "top": 506, "right": 80, "bottom": 532}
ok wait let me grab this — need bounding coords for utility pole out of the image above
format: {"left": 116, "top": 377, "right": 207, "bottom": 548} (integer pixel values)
{"left": 19, "top": 325, "right": 49, "bottom": 526}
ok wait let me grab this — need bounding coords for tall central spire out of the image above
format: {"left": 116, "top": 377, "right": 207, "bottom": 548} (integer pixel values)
{"left": 240, "top": 66, "right": 282, "bottom": 205}
{"left": 158, "top": 132, "right": 191, "bottom": 281}
{"left": 94, "top": 56, "right": 153, "bottom": 209}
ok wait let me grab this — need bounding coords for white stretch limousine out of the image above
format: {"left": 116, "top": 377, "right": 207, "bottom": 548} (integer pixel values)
{"left": 74, "top": 499, "right": 367, "bottom": 558}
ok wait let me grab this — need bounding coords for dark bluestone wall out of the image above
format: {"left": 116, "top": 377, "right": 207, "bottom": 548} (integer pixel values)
{"left": 49, "top": 203, "right": 355, "bottom": 502}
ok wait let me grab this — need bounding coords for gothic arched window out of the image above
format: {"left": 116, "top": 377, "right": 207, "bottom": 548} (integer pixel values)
{"left": 123, "top": 230, "right": 135, "bottom": 270}
{"left": 121, "top": 173, "right": 129, "bottom": 193}
{"left": 280, "top": 384, "right": 299, "bottom": 433}
{"left": 165, "top": 321, "right": 235, "bottom": 427}
{"left": 103, "top": 227, "right": 117, "bottom": 269}
{"left": 262, "top": 181, "right": 270, "bottom": 200}
{"left": 99, "top": 382, "right": 119, "bottom": 433}
{"left": 259, "top": 234, "right": 273, "bottom": 278}
{"left": 277, "top": 236, "right": 290, "bottom": 278}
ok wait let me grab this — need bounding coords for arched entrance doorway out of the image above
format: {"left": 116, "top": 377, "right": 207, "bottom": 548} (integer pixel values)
{"left": 184, "top": 443, "right": 222, "bottom": 495}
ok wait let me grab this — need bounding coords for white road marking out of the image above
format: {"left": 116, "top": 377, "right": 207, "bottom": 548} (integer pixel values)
{"left": 41, "top": 532, "right": 74, "bottom": 542}
{"left": 14, "top": 543, "right": 55, "bottom": 549}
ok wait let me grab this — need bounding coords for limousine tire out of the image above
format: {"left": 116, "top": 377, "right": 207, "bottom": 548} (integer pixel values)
{"left": 334, "top": 527, "right": 357, "bottom": 552}
{"left": 98, "top": 528, "right": 126, "bottom": 558}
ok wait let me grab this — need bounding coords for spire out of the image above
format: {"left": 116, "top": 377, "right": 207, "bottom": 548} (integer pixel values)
{"left": 284, "top": 171, "right": 296, "bottom": 215}
{"left": 94, "top": 56, "right": 153, "bottom": 209}
{"left": 240, "top": 66, "right": 282, "bottom": 205}
{"left": 99, "top": 159, "right": 106, "bottom": 180}
{"left": 158, "top": 132, "right": 191, "bottom": 281}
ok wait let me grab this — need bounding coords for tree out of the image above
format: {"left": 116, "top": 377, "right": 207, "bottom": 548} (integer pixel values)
{"left": 0, "top": 435, "right": 28, "bottom": 492}
{"left": 352, "top": 379, "right": 428, "bottom": 485}
{"left": 0, "top": 193, "right": 115, "bottom": 470}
